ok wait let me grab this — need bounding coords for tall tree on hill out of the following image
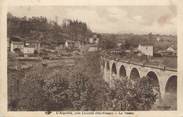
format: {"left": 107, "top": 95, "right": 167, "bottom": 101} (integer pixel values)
{"left": 63, "top": 19, "right": 92, "bottom": 42}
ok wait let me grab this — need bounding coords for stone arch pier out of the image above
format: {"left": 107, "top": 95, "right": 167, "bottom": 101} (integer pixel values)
{"left": 101, "top": 56, "right": 177, "bottom": 100}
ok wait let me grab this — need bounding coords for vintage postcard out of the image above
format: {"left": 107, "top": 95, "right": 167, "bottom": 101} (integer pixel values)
{"left": 0, "top": 0, "right": 183, "bottom": 117}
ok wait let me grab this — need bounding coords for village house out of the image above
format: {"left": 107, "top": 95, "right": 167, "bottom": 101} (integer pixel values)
{"left": 166, "top": 46, "right": 176, "bottom": 53}
{"left": 56, "top": 42, "right": 65, "bottom": 50}
{"left": 56, "top": 34, "right": 100, "bottom": 54}
{"left": 55, "top": 39, "right": 86, "bottom": 55}
{"left": 10, "top": 37, "right": 24, "bottom": 53}
{"left": 23, "top": 40, "right": 40, "bottom": 54}
{"left": 87, "top": 34, "right": 100, "bottom": 52}
{"left": 88, "top": 34, "right": 99, "bottom": 44}
{"left": 9, "top": 36, "right": 40, "bottom": 56}
{"left": 64, "top": 40, "right": 84, "bottom": 49}
{"left": 65, "top": 40, "right": 75, "bottom": 49}
{"left": 117, "top": 42, "right": 122, "bottom": 48}
{"left": 87, "top": 45, "right": 98, "bottom": 52}
{"left": 157, "top": 45, "right": 177, "bottom": 57}
{"left": 55, "top": 39, "right": 66, "bottom": 50}
{"left": 137, "top": 44, "right": 153, "bottom": 56}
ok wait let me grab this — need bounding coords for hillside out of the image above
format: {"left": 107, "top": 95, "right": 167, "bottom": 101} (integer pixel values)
{"left": 7, "top": 13, "right": 93, "bottom": 49}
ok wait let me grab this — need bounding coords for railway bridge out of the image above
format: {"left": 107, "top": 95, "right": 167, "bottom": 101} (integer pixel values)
{"left": 101, "top": 55, "right": 177, "bottom": 99}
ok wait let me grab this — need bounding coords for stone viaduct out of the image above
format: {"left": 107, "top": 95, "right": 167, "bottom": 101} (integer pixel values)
{"left": 100, "top": 55, "right": 177, "bottom": 99}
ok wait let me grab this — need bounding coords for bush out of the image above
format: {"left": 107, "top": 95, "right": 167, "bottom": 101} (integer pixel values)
{"left": 43, "top": 72, "right": 71, "bottom": 110}
{"left": 13, "top": 48, "right": 24, "bottom": 57}
{"left": 108, "top": 77, "right": 157, "bottom": 111}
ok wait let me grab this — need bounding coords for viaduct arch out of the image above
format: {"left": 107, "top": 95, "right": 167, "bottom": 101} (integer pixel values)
{"left": 146, "top": 71, "right": 159, "bottom": 88}
{"left": 165, "top": 75, "right": 177, "bottom": 94}
{"left": 130, "top": 68, "right": 140, "bottom": 80}
{"left": 102, "top": 56, "right": 177, "bottom": 101}
{"left": 119, "top": 65, "right": 126, "bottom": 78}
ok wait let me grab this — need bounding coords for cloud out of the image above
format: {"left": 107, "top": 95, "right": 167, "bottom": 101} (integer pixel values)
{"left": 132, "top": 15, "right": 144, "bottom": 24}
{"left": 106, "top": 7, "right": 127, "bottom": 18}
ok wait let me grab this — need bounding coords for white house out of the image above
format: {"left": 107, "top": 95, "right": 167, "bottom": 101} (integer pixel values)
{"left": 117, "top": 42, "right": 122, "bottom": 48}
{"left": 88, "top": 46, "right": 98, "bottom": 52}
{"left": 138, "top": 44, "right": 153, "bottom": 56}
{"left": 10, "top": 41, "right": 24, "bottom": 52}
{"left": 10, "top": 36, "right": 40, "bottom": 55}
{"left": 64, "top": 40, "right": 75, "bottom": 49}
{"left": 88, "top": 34, "right": 99, "bottom": 44}
{"left": 156, "top": 37, "right": 161, "bottom": 42}
{"left": 89, "top": 37, "right": 94, "bottom": 44}
{"left": 167, "top": 46, "right": 176, "bottom": 53}
{"left": 23, "top": 41, "right": 40, "bottom": 54}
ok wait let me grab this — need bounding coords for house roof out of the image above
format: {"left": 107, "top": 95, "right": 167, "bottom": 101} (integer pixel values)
{"left": 169, "top": 45, "right": 177, "bottom": 50}
{"left": 57, "top": 41, "right": 65, "bottom": 45}
{"left": 10, "top": 36, "right": 24, "bottom": 42}
{"left": 166, "top": 46, "right": 176, "bottom": 53}
{"left": 10, "top": 36, "right": 40, "bottom": 43}
{"left": 25, "top": 40, "right": 40, "bottom": 43}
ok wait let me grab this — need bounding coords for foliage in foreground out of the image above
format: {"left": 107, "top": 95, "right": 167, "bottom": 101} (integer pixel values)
{"left": 8, "top": 52, "right": 157, "bottom": 111}
{"left": 108, "top": 77, "right": 157, "bottom": 111}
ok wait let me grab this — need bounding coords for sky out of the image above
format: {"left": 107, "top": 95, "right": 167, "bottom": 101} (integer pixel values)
{"left": 8, "top": 6, "right": 177, "bottom": 35}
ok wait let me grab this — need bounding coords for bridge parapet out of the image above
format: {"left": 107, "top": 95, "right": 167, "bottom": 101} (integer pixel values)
{"left": 101, "top": 54, "right": 177, "bottom": 72}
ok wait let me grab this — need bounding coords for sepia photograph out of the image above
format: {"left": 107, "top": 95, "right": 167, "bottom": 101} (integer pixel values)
{"left": 7, "top": 6, "right": 177, "bottom": 111}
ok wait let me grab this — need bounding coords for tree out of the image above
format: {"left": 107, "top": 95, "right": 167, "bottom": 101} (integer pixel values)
{"left": 108, "top": 76, "right": 157, "bottom": 111}
{"left": 99, "top": 39, "right": 117, "bottom": 50}
{"left": 43, "top": 72, "right": 71, "bottom": 111}
{"left": 7, "top": 13, "right": 92, "bottom": 48}
{"left": 62, "top": 19, "right": 92, "bottom": 42}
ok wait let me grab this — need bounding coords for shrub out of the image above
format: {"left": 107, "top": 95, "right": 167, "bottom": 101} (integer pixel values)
{"left": 109, "top": 77, "right": 157, "bottom": 111}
